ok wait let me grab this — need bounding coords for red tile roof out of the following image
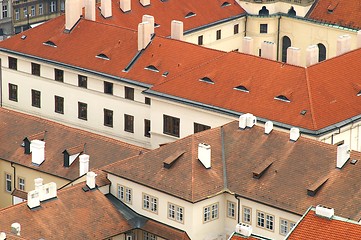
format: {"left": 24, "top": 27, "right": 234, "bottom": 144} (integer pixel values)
{"left": 287, "top": 207, "right": 361, "bottom": 239}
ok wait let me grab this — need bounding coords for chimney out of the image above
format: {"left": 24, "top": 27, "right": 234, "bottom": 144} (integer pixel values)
{"left": 286, "top": 47, "right": 301, "bottom": 66}
{"left": 337, "top": 144, "right": 350, "bottom": 168}
{"left": 357, "top": 30, "right": 361, "bottom": 49}
{"left": 290, "top": 127, "right": 300, "bottom": 141}
{"left": 171, "top": 20, "right": 184, "bottom": 40}
{"left": 85, "top": 0, "right": 96, "bottom": 21}
{"left": 198, "top": 143, "right": 211, "bottom": 169}
{"left": 138, "top": 21, "right": 152, "bottom": 51}
{"left": 79, "top": 154, "right": 90, "bottom": 176}
{"left": 265, "top": 121, "right": 273, "bottom": 134}
{"left": 140, "top": 0, "right": 150, "bottom": 7}
{"left": 315, "top": 205, "right": 334, "bottom": 219}
{"left": 235, "top": 223, "right": 252, "bottom": 237}
{"left": 86, "top": 171, "right": 97, "bottom": 189}
{"left": 336, "top": 35, "right": 351, "bottom": 56}
{"left": 246, "top": 114, "right": 256, "bottom": 128}
{"left": 34, "top": 178, "right": 43, "bottom": 192}
{"left": 261, "top": 41, "right": 276, "bottom": 60}
{"left": 142, "top": 15, "right": 154, "bottom": 35}
{"left": 101, "top": 0, "right": 112, "bottom": 18}
{"left": 11, "top": 223, "right": 21, "bottom": 236}
{"left": 31, "top": 140, "right": 45, "bottom": 165}
{"left": 306, "top": 45, "right": 319, "bottom": 67}
{"left": 27, "top": 190, "right": 40, "bottom": 209}
{"left": 39, "top": 182, "right": 57, "bottom": 201}
{"left": 239, "top": 113, "right": 249, "bottom": 129}
{"left": 242, "top": 37, "right": 254, "bottom": 55}
{"left": 0, "top": 232, "right": 6, "bottom": 240}
{"left": 65, "top": 0, "right": 82, "bottom": 31}
{"left": 120, "top": 0, "right": 131, "bottom": 12}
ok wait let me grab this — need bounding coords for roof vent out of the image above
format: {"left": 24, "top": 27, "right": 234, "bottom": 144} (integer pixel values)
{"left": 290, "top": 128, "right": 300, "bottom": 142}
{"left": 120, "top": 0, "right": 131, "bottom": 12}
{"left": 86, "top": 171, "right": 97, "bottom": 189}
{"left": 265, "top": 121, "right": 273, "bottom": 134}
{"left": 63, "top": 144, "right": 84, "bottom": 167}
{"left": 171, "top": 20, "right": 184, "bottom": 40}
{"left": 140, "top": 0, "right": 150, "bottom": 7}
{"left": 235, "top": 223, "right": 252, "bottom": 237}
{"left": 286, "top": 47, "right": 301, "bottom": 66}
{"left": 234, "top": 85, "right": 249, "bottom": 93}
{"left": 221, "top": 1, "right": 231, "bottom": 7}
{"left": 242, "top": 37, "right": 254, "bottom": 55}
{"left": 315, "top": 205, "right": 334, "bottom": 219}
{"left": 337, "top": 144, "right": 350, "bottom": 169}
{"left": 0, "top": 232, "right": 6, "bottom": 240}
{"left": 185, "top": 12, "right": 196, "bottom": 18}
{"left": 43, "top": 40, "right": 57, "bottom": 47}
{"left": 198, "top": 143, "right": 211, "bottom": 169}
{"left": 163, "top": 151, "right": 185, "bottom": 169}
{"left": 96, "top": 53, "right": 110, "bottom": 60}
{"left": 275, "top": 95, "right": 290, "bottom": 102}
{"left": 11, "top": 223, "right": 21, "bottom": 236}
{"left": 336, "top": 35, "right": 351, "bottom": 56}
{"left": 31, "top": 140, "right": 45, "bottom": 165}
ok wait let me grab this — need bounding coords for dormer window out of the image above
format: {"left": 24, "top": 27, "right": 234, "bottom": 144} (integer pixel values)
{"left": 234, "top": 85, "right": 249, "bottom": 93}
{"left": 96, "top": 53, "right": 110, "bottom": 60}
{"left": 43, "top": 40, "right": 57, "bottom": 47}
{"left": 221, "top": 1, "right": 231, "bottom": 7}
{"left": 274, "top": 95, "right": 290, "bottom": 102}
{"left": 185, "top": 12, "right": 196, "bottom": 18}
{"left": 145, "top": 65, "right": 159, "bottom": 72}
{"left": 199, "top": 77, "right": 214, "bottom": 84}
{"left": 154, "top": 23, "right": 160, "bottom": 28}
{"left": 357, "top": 90, "right": 361, "bottom": 96}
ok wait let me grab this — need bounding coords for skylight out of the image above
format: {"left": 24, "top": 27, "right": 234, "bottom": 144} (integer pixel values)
{"left": 162, "top": 71, "right": 169, "bottom": 77}
{"left": 221, "top": 1, "right": 231, "bottom": 7}
{"left": 43, "top": 41, "right": 57, "bottom": 47}
{"left": 145, "top": 65, "right": 159, "bottom": 72}
{"left": 185, "top": 12, "right": 196, "bottom": 18}
{"left": 96, "top": 53, "right": 110, "bottom": 60}
{"left": 274, "top": 95, "right": 290, "bottom": 102}
{"left": 21, "top": 35, "right": 27, "bottom": 40}
{"left": 154, "top": 23, "right": 160, "bottom": 28}
{"left": 357, "top": 90, "right": 361, "bottom": 96}
{"left": 233, "top": 85, "right": 249, "bottom": 93}
{"left": 199, "top": 77, "right": 214, "bottom": 84}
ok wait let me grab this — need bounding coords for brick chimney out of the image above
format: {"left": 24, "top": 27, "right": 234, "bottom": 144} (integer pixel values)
{"left": 140, "top": 0, "right": 150, "bottom": 7}
{"left": 138, "top": 21, "right": 152, "bottom": 51}
{"left": 120, "top": 0, "right": 131, "bottom": 12}
{"left": 142, "top": 15, "right": 154, "bottom": 35}
{"left": 306, "top": 45, "right": 319, "bottom": 67}
{"left": 101, "top": 0, "right": 112, "bottom": 18}
{"left": 286, "top": 47, "right": 301, "bottom": 66}
{"left": 336, "top": 35, "right": 351, "bottom": 56}
{"left": 261, "top": 41, "right": 276, "bottom": 60}
{"left": 79, "top": 154, "right": 90, "bottom": 176}
{"left": 242, "top": 37, "right": 254, "bottom": 55}
{"left": 85, "top": 0, "right": 96, "bottom": 21}
{"left": 31, "top": 140, "right": 45, "bottom": 165}
{"left": 65, "top": 0, "right": 82, "bottom": 31}
{"left": 171, "top": 20, "right": 184, "bottom": 40}
{"left": 198, "top": 143, "right": 211, "bottom": 169}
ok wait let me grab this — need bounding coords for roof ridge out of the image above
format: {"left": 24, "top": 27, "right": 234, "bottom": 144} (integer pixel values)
{"left": 81, "top": 17, "right": 137, "bottom": 33}
{"left": 304, "top": 67, "right": 318, "bottom": 129}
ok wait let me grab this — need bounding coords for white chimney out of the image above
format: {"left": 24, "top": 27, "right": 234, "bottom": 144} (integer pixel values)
{"left": 120, "top": 0, "right": 131, "bottom": 12}
{"left": 171, "top": 20, "right": 184, "bottom": 40}
{"left": 39, "top": 182, "right": 57, "bottom": 201}
{"left": 142, "top": 15, "right": 154, "bottom": 35}
{"left": 265, "top": 121, "right": 273, "bottom": 134}
{"left": 242, "top": 37, "right": 254, "bottom": 55}
{"left": 337, "top": 144, "right": 350, "bottom": 168}
{"left": 246, "top": 114, "right": 256, "bottom": 128}
{"left": 198, "top": 143, "right": 211, "bottom": 169}
{"left": 11, "top": 223, "right": 21, "bottom": 236}
{"left": 357, "top": 30, "right": 361, "bottom": 49}
{"left": 306, "top": 45, "right": 319, "bottom": 67}
{"left": 0, "top": 232, "right": 6, "bottom": 240}
{"left": 261, "top": 41, "right": 276, "bottom": 60}
{"left": 65, "top": 0, "right": 82, "bottom": 31}
{"left": 34, "top": 178, "right": 43, "bottom": 192}
{"left": 315, "top": 205, "right": 334, "bottom": 219}
{"left": 85, "top": 0, "right": 96, "bottom": 21}
{"left": 27, "top": 190, "right": 40, "bottom": 209}
{"left": 239, "top": 114, "right": 249, "bottom": 129}
{"left": 31, "top": 140, "right": 45, "bottom": 165}
{"left": 286, "top": 47, "right": 301, "bottom": 66}
{"left": 138, "top": 21, "right": 152, "bottom": 51}
{"left": 336, "top": 35, "right": 351, "bottom": 56}
{"left": 290, "top": 127, "right": 300, "bottom": 141}
{"left": 235, "top": 223, "right": 252, "bottom": 237}
{"left": 101, "top": 0, "right": 112, "bottom": 18}
{"left": 140, "top": 0, "right": 150, "bottom": 6}
{"left": 79, "top": 154, "right": 90, "bottom": 176}
{"left": 86, "top": 171, "right": 97, "bottom": 189}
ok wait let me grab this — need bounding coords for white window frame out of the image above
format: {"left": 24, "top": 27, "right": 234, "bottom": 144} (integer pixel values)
{"left": 257, "top": 210, "right": 274, "bottom": 231}
{"left": 5, "top": 173, "right": 12, "bottom": 192}
{"left": 39, "top": 4, "right": 43, "bottom": 15}
{"left": 117, "top": 184, "right": 132, "bottom": 204}
{"left": 18, "top": 177, "right": 25, "bottom": 191}
{"left": 2, "top": 5, "right": 8, "bottom": 18}
{"left": 50, "top": 1, "right": 56, "bottom": 13}
{"left": 23, "top": 7, "right": 27, "bottom": 18}
{"left": 31, "top": 5, "right": 35, "bottom": 16}
{"left": 203, "top": 203, "right": 219, "bottom": 223}
{"left": 227, "top": 201, "right": 236, "bottom": 219}
{"left": 280, "top": 218, "right": 296, "bottom": 235}
{"left": 243, "top": 206, "right": 252, "bottom": 223}
{"left": 168, "top": 202, "right": 184, "bottom": 223}
{"left": 142, "top": 193, "right": 158, "bottom": 213}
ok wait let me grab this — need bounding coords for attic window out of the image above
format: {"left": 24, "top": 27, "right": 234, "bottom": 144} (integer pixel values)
{"left": 185, "top": 12, "right": 196, "bottom": 18}
{"left": 154, "top": 23, "right": 160, "bottom": 28}
{"left": 221, "top": 1, "right": 231, "bottom": 7}
{"left": 163, "top": 151, "right": 185, "bottom": 169}
{"left": 274, "top": 95, "right": 290, "bottom": 103}
{"left": 307, "top": 177, "right": 328, "bottom": 197}
{"left": 162, "top": 71, "right": 169, "bottom": 77}
{"left": 43, "top": 41, "right": 57, "bottom": 47}
{"left": 300, "top": 110, "right": 307, "bottom": 115}
{"left": 234, "top": 85, "right": 249, "bottom": 93}
{"left": 145, "top": 65, "right": 159, "bottom": 72}
{"left": 357, "top": 90, "right": 361, "bottom": 96}
{"left": 199, "top": 77, "right": 214, "bottom": 84}
{"left": 96, "top": 53, "right": 110, "bottom": 60}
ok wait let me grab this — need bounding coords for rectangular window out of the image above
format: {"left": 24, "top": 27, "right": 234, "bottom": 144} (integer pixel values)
{"left": 31, "top": 89, "right": 41, "bottom": 108}
{"left": 144, "top": 119, "right": 151, "bottom": 138}
{"left": 198, "top": 35, "right": 203, "bottom": 45}
{"left": 54, "top": 69, "right": 64, "bottom": 82}
{"left": 78, "top": 75, "right": 87, "bottom": 88}
{"left": 280, "top": 219, "right": 296, "bottom": 235}
{"left": 243, "top": 207, "right": 252, "bottom": 223}
{"left": 125, "top": 86, "right": 134, "bottom": 100}
{"left": 143, "top": 232, "right": 156, "bottom": 240}
{"left": 15, "top": 9, "right": 19, "bottom": 20}
{"left": 104, "top": 109, "right": 113, "bottom": 127}
{"left": 124, "top": 114, "right": 134, "bottom": 133}
{"left": 50, "top": 1, "right": 56, "bottom": 12}
{"left": 204, "top": 203, "right": 218, "bottom": 223}
{"left": 23, "top": 7, "right": 27, "bottom": 18}
{"left": 54, "top": 95, "right": 64, "bottom": 114}
{"left": 168, "top": 203, "right": 184, "bottom": 223}
{"left": 145, "top": 97, "right": 151, "bottom": 105}
{"left": 2, "top": 5, "right": 8, "bottom": 18}
{"left": 31, "top": 5, "right": 35, "bottom": 16}
{"left": 234, "top": 24, "right": 239, "bottom": 34}
{"left": 104, "top": 81, "right": 113, "bottom": 95}
{"left": 117, "top": 185, "right": 132, "bottom": 204}
{"left": 8, "top": 57, "right": 17, "bottom": 70}
{"left": 31, "top": 63, "right": 40, "bottom": 76}
{"left": 257, "top": 211, "right": 265, "bottom": 227}
{"left": 216, "top": 30, "right": 221, "bottom": 40}
{"left": 227, "top": 201, "right": 236, "bottom": 219}
{"left": 18, "top": 177, "right": 25, "bottom": 191}
{"left": 5, "top": 173, "right": 11, "bottom": 192}
{"left": 260, "top": 24, "right": 268, "bottom": 33}
{"left": 257, "top": 211, "right": 274, "bottom": 231}
{"left": 194, "top": 122, "right": 211, "bottom": 133}
{"left": 266, "top": 215, "right": 274, "bottom": 231}
{"left": 143, "top": 193, "right": 158, "bottom": 213}
{"left": 39, "top": 4, "right": 43, "bottom": 15}
{"left": 9, "top": 83, "right": 18, "bottom": 102}
{"left": 163, "top": 114, "right": 180, "bottom": 137}
{"left": 78, "top": 102, "right": 87, "bottom": 120}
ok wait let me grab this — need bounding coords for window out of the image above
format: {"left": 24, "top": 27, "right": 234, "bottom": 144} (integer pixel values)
{"left": 280, "top": 219, "right": 296, "bottom": 235}
{"left": 163, "top": 115, "right": 180, "bottom": 137}
{"left": 78, "top": 75, "right": 87, "bottom": 88}
{"left": 243, "top": 207, "right": 252, "bottom": 223}
{"left": 50, "top": 1, "right": 56, "bottom": 12}
{"left": 143, "top": 232, "right": 156, "bottom": 240}
{"left": 18, "top": 177, "right": 25, "bottom": 191}
{"left": 31, "top": 90, "right": 41, "bottom": 108}
{"left": 204, "top": 203, "right": 218, "bottom": 222}
{"left": 39, "top": 4, "right": 43, "bottom": 15}
{"left": 194, "top": 122, "right": 210, "bottom": 133}
{"left": 198, "top": 35, "right": 203, "bottom": 45}
{"left": 168, "top": 203, "right": 184, "bottom": 223}
{"left": 318, "top": 43, "right": 326, "bottom": 62}
{"left": 8, "top": 57, "right": 17, "bottom": 70}
{"left": 260, "top": 24, "right": 268, "bottom": 33}
{"left": 266, "top": 214, "right": 274, "bottom": 231}
{"left": 257, "top": 211, "right": 274, "bottom": 231}
{"left": 54, "top": 95, "right": 64, "bottom": 114}
{"left": 145, "top": 97, "right": 151, "bottom": 105}
{"left": 5, "top": 173, "right": 11, "bottom": 192}
{"left": 216, "top": 30, "right": 221, "bottom": 40}
{"left": 9, "top": 84, "right": 18, "bottom": 102}
{"left": 227, "top": 201, "right": 236, "bottom": 219}
{"left": 15, "top": 9, "right": 19, "bottom": 20}
{"left": 23, "top": 7, "right": 27, "bottom": 18}
{"left": 144, "top": 119, "right": 151, "bottom": 138}
{"left": 143, "top": 193, "right": 158, "bottom": 213}
{"left": 31, "top": 5, "right": 35, "bottom": 16}
{"left": 54, "top": 69, "right": 64, "bottom": 82}
{"left": 104, "top": 109, "right": 113, "bottom": 127}
{"left": 117, "top": 185, "right": 132, "bottom": 204}
{"left": 282, "top": 36, "right": 291, "bottom": 62}
{"left": 78, "top": 102, "right": 87, "bottom": 120}
{"left": 2, "top": 5, "right": 8, "bottom": 18}
{"left": 125, "top": 86, "right": 134, "bottom": 100}
{"left": 31, "top": 63, "right": 40, "bottom": 76}
{"left": 104, "top": 81, "right": 113, "bottom": 95}
{"left": 234, "top": 24, "right": 239, "bottom": 34}
{"left": 124, "top": 114, "right": 134, "bottom": 133}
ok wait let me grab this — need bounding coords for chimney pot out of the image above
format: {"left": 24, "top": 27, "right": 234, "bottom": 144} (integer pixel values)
{"left": 236, "top": 223, "right": 252, "bottom": 237}
{"left": 290, "top": 127, "right": 300, "bottom": 141}
{"left": 79, "top": 154, "right": 90, "bottom": 176}
{"left": 265, "top": 121, "right": 273, "bottom": 134}
{"left": 242, "top": 37, "right": 254, "bottom": 55}
{"left": 11, "top": 223, "right": 21, "bottom": 236}
{"left": 336, "top": 35, "right": 351, "bottom": 56}
{"left": 101, "top": 0, "right": 112, "bottom": 18}
{"left": 120, "top": 0, "right": 131, "bottom": 12}
{"left": 142, "top": 15, "right": 154, "bottom": 35}
{"left": 171, "top": 20, "right": 184, "bottom": 40}
{"left": 140, "top": 0, "right": 150, "bottom": 6}
{"left": 86, "top": 171, "right": 97, "bottom": 189}
{"left": 261, "top": 41, "right": 276, "bottom": 60}
{"left": 198, "top": 143, "right": 211, "bottom": 169}
{"left": 246, "top": 114, "right": 257, "bottom": 128}
{"left": 31, "top": 140, "right": 45, "bottom": 165}
{"left": 286, "top": 47, "right": 301, "bottom": 66}
{"left": 65, "top": 0, "right": 82, "bottom": 31}
{"left": 0, "top": 232, "right": 6, "bottom": 240}
{"left": 306, "top": 45, "right": 319, "bottom": 67}
{"left": 337, "top": 144, "right": 350, "bottom": 168}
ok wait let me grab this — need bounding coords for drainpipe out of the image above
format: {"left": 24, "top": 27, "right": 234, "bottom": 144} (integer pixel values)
{"left": 244, "top": 15, "right": 248, "bottom": 37}
{"left": 276, "top": 16, "right": 281, "bottom": 61}
{"left": 11, "top": 162, "right": 16, "bottom": 205}
{"left": 235, "top": 194, "right": 241, "bottom": 223}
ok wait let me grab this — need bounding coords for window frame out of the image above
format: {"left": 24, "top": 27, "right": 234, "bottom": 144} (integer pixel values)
{"left": 234, "top": 24, "right": 239, "bottom": 34}
{"left": 104, "top": 109, "right": 113, "bottom": 127}
{"left": 104, "top": 81, "right": 113, "bottom": 95}
{"left": 227, "top": 201, "right": 236, "bottom": 219}
{"left": 8, "top": 57, "right": 17, "bottom": 70}
{"left": 203, "top": 203, "right": 219, "bottom": 223}
{"left": 143, "top": 232, "right": 157, "bottom": 240}
{"left": 145, "top": 97, "right": 151, "bottom": 105}
{"left": 242, "top": 206, "right": 252, "bottom": 224}
{"left": 280, "top": 218, "right": 296, "bottom": 236}
{"left": 194, "top": 122, "right": 211, "bottom": 133}
{"left": 163, "top": 114, "right": 180, "bottom": 137}
{"left": 142, "top": 193, "right": 158, "bottom": 214}
{"left": 78, "top": 75, "right": 87, "bottom": 88}
{"left": 216, "top": 29, "right": 222, "bottom": 40}
{"left": 39, "top": 4, "right": 43, "bottom": 15}
{"left": 78, "top": 102, "right": 87, "bottom": 120}
{"left": 54, "top": 95, "right": 64, "bottom": 114}
{"left": 5, "top": 173, "right": 12, "bottom": 192}
{"left": 124, "top": 114, "right": 134, "bottom": 133}
{"left": 117, "top": 184, "right": 132, "bottom": 204}
{"left": 260, "top": 24, "right": 268, "bottom": 34}
{"left": 31, "top": 63, "right": 41, "bottom": 76}
{"left": 2, "top": 4, "right": 8, "bottom": 18}
{"left": 9, "top": 83, "right": 18, "bottom": 102}
{"left": 15, "top": 9, "right": 19, "bottom": 20}
{"left": 125, "top": 86, "right": 134, "bottom": 100}
{"left": 198, "top": 35, "right": 203, "bottom": 45}
{"left": 31, "top": 89, "right": 41, "bottom": 108}
{"left": 144, "top": 119, "right": 151, "bottom": 138}
{"left": 257, "top": 210, "right": 274, "bottom": 231}
{"left": 54, "top": 68, "right": 64, "bottom": 82}
{"left": 168, "top": 202, "right": 184, "bottom": 224}
{"left": 18, "top": 177, "right": 25, "bottom": 191}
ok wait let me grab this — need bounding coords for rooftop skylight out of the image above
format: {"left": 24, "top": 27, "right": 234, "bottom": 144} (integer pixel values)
{"left": 43, "top": 40, "right": 57, "bottom": 47}
{"left": 96, "top": 53, "right": 110, "bottom": 60}
{"left": 154, "top": 23, "right": 160, "bottom": 28}
{"left": 233, "top": 85, "right": 249, "bottom": 93}
{"left": 221, "top": 1, "right": 231, "bottom": 7}
{"left": 145, "top": 65, "right": 159, "bottom": 72}
{"left": 185, "top": 12, "right": 196, "bottom": 18}
{"left": 274, "top": 95, "right": 290, "bottom": 103}
{"left": 199, "top": 77, "right": 214, "bottom": 84}
{"left": 357, "top": 90, "right": 361, "bottom": 96}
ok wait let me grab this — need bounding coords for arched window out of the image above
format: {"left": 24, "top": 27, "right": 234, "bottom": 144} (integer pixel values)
{"left": 259, "top": 6, "right": 269, "bottom": 16}
{"left": 282, "top": 36, "right": 291, "bottom": 63}
{"left": 317, "top": 43, "right": 326, "bottom": 62}
{"left": 288, "top": 7, "right": 296, "bottom": 16}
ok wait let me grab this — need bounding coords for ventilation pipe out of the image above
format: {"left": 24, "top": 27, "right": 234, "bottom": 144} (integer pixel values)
{"left": 120, "top": 0, "right": 131, "bottom": 12}
{"left": 140, "top": 0, "right": 150, "bottom": 6}
{"left": 171, "top": 20, "right": 184, "bottom": 40}
{"left": 306, "top": 45, "right": 319, "bottom": 67}
{"left": 261, "top": 41, "right": 276, "bottom": 60}
{"left": 65, "top": 0, "right": 82, "bottom": 31}
{"left": 85, "top": 0, "right": 96, "bottom": 21}
{"left": 286, "top": 47, "right": 301, "bottom": 66}
{"left": 336, "top": 35, "right": 351, "bottom": 56}
{"left": 242, "top": 37, "right": 254, "bottom": 55}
